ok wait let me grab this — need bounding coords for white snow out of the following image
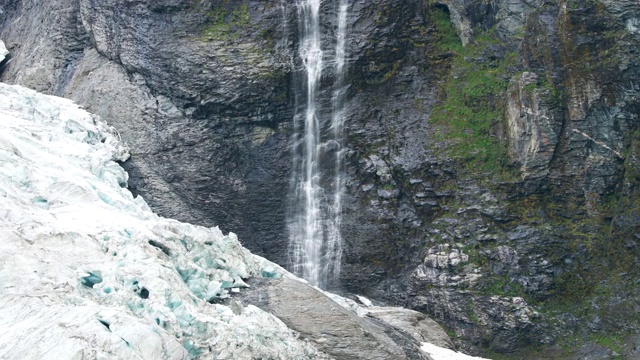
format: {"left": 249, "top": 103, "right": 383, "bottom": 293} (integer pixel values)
{"left": 355, "top": 294, "right": 373, "bottom": 307}
{"left": 0, "top": 40, "right": 7, "bottom": 63}
{"left": 421, "top": 343, "right": 490, "bottom": 360}
{"left": 323, "top": 291, "right": 370, "bottom": 317}
{"left": 0, "top": 83, "right": 325, "bottom": 359}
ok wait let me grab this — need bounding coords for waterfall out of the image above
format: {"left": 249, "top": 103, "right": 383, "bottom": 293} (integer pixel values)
{"left": 325, "top": 0, "right": 348, "bottom": 285}
{"left": 288, "top": 0, "right": 349, "bottom": 288}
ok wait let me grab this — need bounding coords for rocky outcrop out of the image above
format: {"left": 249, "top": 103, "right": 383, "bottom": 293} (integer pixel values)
{"left": 432, "top": 0, "right": 546, "bottom": 45}
{"left": 364, "top": 307, "right": 454, "bottom": 350}
{"left": 237, "top": 277, "right": 433, "bottom": 360}
{"left": 338, "top": 0, "right": 640, "bottom": 355}
{"left": 506, "top": 71, "right": 561, "bottom": 178}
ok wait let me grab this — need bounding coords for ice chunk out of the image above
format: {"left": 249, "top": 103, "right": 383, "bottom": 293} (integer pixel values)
{"left": 80, "top": 271, "right": 103, "bottom": 288}
{"left": 261, "top": 265, "right": 280, "bottom": 278}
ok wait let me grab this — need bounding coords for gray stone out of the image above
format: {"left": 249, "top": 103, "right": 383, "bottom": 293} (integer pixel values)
{"left": 365, "top": 307, "right": 454, "bottom": 350}
{"left": 506, "top": 72, "right": 560, "bottom": 178}
{"left": 237, "top": 277, "right": 432, "bottom": 360}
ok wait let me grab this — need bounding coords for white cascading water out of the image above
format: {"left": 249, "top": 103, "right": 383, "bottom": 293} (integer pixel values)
{"left": 289, "top": 0, "right": 349, "bottom": 288}
{"left": 325, "top": 0, "right": 349, "bottom": 285}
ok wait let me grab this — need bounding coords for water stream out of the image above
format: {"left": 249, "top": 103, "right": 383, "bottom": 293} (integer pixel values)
{"left": 288, "top": 0, "right": 349, "bottom": 288}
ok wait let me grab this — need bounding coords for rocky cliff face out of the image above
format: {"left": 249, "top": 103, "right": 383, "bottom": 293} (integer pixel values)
{"left": 1, "top": 0, "right": 295, "bottom": 267}
{"left": 2, "top": 0, "right": 640, "bottom": 357}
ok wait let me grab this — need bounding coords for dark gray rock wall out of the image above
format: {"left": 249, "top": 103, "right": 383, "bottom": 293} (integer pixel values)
{"left": 1, "top": 0, "right": 295, "bottom": 267}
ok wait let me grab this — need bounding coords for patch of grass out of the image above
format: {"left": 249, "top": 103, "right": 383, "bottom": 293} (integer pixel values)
{"left": 382, "top": 60, "right": 403, "bottom": 82}
{"left": 482, "top": 276, "right": 524, "bottom": 297}
{"left": 201, "top": 3, "right": 251, "bottom": 42}
{"left": 592, "top": 335, "right": 624, "bottom": 354}
{"left": 428, "top": 6, "right": 516, "bottom": 176}
{"left": 429, "top": 7, "right": 464, "bottom": 54}
{"left": 547, "top": 333, "right": 625, "bottom": 360}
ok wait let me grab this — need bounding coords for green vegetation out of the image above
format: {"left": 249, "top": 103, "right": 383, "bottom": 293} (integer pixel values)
{"left": 429, "top": 7, "right": 464, "bottom": 54}
{"left": 482, "top": 276, "right": 524, "bottom": 297}
{"left": 592, "top": 334, "right": 624, "bottom": 354}
{"left": 382, "top": 184, "right": 396, "bottom": 190}
{"left": 540, "top": 78, "right": 565, "bottom": 107}
{"left": 445, "top": 329, "right": 457, "bottom": 339}
{"left": 428, "top": 7, "right": 516, "bottom": 176}
{"left": 422, "top": 2, "right": 639, "bottom": 357}
{"left": 545, "top": 334, "right": 625, "bottom": 360}
{"left": 382, "top": 60, "right": 403, "bottom": 83}
{"left": 201, "top": 4, "right": 251, "bottom": 41}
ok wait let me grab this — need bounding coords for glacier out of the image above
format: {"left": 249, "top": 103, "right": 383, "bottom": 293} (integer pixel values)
{"left": 0, "top": 83, "right": 326, "bottom": 359}
{"left": 0, "top": 80, "right": 488, "bottom": 360}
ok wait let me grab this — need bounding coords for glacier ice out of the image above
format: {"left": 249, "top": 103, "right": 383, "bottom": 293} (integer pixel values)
{"left": 0, "top": 40, "right": 7, "bottom": 63}
{"left": 0, "top": 83, "right": 327, "bottom": 359}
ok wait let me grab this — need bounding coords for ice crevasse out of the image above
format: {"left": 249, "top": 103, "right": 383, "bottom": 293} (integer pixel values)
{"left": 0, "top": 82, "right": 327, "bottom": 359}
